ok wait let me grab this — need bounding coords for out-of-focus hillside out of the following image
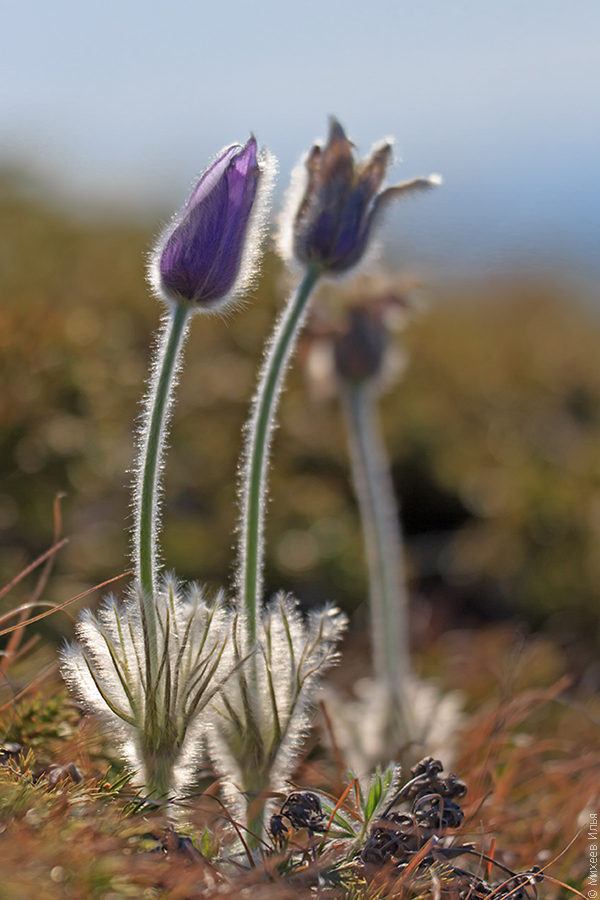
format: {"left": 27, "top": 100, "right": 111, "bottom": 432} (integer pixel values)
{"left": 1, "top": 172, "right": 599, "bottom": 668}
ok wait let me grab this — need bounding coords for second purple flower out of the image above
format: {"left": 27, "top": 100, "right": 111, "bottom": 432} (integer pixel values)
{"left": 281, "top": 118, "right": 441, "bottom": 275}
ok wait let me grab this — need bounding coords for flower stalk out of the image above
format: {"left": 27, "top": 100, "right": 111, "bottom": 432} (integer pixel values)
{"left": 134, "top": 301, "right": 191, "bottom": 670}
{"left": 63, "top": 137, "right": 271, "bottom": 804}
{"left": 340, "top": 379, "right": 414, "bottom": 745}
{"left": 223, "top": 256, "right": 350, "bottom": 846}
{"left": 238, "top": 263, "right": 323, "bottom": 641}
{"left": 222, "top": 118, "right": 436, "bottom": 831}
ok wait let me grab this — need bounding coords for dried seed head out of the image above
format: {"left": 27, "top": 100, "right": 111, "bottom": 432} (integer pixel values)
{"left": 279, "top": 790, "right": 327, "bottom": 833}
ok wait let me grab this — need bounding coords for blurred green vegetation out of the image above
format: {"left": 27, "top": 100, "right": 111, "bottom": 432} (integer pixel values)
{"left": 1, "top": 170, "right": 600, "bottom": 658}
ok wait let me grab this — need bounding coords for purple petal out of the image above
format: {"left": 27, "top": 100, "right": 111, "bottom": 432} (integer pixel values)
{"left": 184, "top": 144, "right": 242, "bottom": 212}
{"left": 158, "top": 137, "right": 261, "bottom": 305}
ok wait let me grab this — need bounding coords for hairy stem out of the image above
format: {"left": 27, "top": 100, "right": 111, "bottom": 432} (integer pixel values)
{"left": 237, "top": 264, "right": 322, "bottom": 642}
{"left": 134, "top": 301, "right": 190, "bottom": 670}
{"left": 143, "top": 742, "right": 179, "bottom": 802}
{"left": 341, "top": 381, "right": 415, "bottom": 742}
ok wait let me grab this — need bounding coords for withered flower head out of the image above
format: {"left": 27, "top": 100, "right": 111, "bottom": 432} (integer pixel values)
{"left": 278, "top": 790, "right": 327, "bottom": 833}
{"left": 281, "top": 118, "right": 441, "bottom": 274}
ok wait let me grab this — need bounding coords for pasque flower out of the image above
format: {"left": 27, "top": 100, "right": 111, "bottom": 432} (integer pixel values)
{"left": 234, "top": 130, "right": 440, "bottom": 823}
{"left": 62, "top": 578, "right": 235, "bottom": 800}
{"left": 134, "top": 136, "right": 274, "bottom": 655}
{"left": 281, "top": 118, "right": 441, "bottom": 274}
{"left": 208, "top": 595, "right": 346, "bottom": 829}
{"left": 150, "top": 136, "right": 271, "bottom": 312}
{"left": 63, "top": 136, "right": 274, "bottom": 804}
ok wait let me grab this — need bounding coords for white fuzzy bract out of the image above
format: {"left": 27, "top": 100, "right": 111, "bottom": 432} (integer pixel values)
{"left": 322, "top": 676, "right": 464, "bottom": 777}
{"left": 208, "top": 593, "right": 346, "bottom": 816}
{"left": 61, "top": 577, "right": 233, "bottom": 798}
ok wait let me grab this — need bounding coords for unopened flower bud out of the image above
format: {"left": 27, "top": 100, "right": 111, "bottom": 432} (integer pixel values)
{"left": 334, "top": 306, "right": 386, "bottom": 384}
{"left": 150, "top": 137, "right": 272, "bottom": 312}
{"left": 280, "top": 118, "right": 441, "bottom": 275}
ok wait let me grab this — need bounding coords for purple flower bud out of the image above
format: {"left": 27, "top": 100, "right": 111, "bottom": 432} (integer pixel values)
{"left": 150, "top": 137, "right": 272, "bottom": 311}
{"left": 334, "top": 306, "right": 387, "bottom": 384}
{"left": 280, "top": 119, "right": 441, "bottom": 275}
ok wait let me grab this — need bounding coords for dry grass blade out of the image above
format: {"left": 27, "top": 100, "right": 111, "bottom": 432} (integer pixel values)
{"left": 3, "top": 634, "right": 41, "bottom": 666}
{"left": 459, "top": 676, "right": 573, "bottom": 830}
{"left": 0, "top": 661, "right": 59, "bottom": 714}
{"left": 0, "top": 494, "right": 66, "bottom": 674}
{"left": 318, "top": 698, "right": 346, "bottom": 786}
{"left": 0, "top": 601, "right": 78, "bottom": 629}
{"left": 485, "top": 836, "right": 496, "bottom": 880}
{"left": 0, "top": 570, "right": 133, "bottom": 637}
{"left": 539, "top": 874, "right": 587, "bottom": 898}
{"left": 397, "top": 835, "right": 435, "bottom": 881}
{"left": 204, "top": 794, "right": 259, "bottom": 866}
{"left": 0, "top": 538, "right": 69, "bottom": 605}
{"left": 326, "top": 777, "right": 360, "bottom": 831}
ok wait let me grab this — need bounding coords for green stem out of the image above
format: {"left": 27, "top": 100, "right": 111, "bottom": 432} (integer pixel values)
{"left": 135, "top": 301, "right": 190, "bottom": 669}
{"left": 243, "top": 770, "right": 270, "bottom": 851}
{"left": 238, "top": 264, "right": 322, "bottom": 644}
{"left": 341, "top": 381, "right": 415, "bottom": 742}
{"left": 143, "top": 744, "right": 179, "bottom": 803}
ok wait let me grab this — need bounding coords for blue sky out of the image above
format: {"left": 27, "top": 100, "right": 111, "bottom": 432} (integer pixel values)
{"left": 3, "top": 0, "right": 600, "bottom": 274}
